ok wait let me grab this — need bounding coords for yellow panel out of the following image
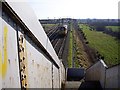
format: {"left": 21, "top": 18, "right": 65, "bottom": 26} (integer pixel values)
{"left": 0, "top": 26, "right": 8, "bottom": 79}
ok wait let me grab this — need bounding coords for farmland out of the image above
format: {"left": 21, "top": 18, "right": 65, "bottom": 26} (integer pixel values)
{"left": 105, "top": 26, "right": 120, "bottom": 32}
{"left": 79, "top": 24, "right": 120, "bottom": 66}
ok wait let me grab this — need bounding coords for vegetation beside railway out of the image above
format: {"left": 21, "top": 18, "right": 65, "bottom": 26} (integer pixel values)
{"left": 79, "top": 24, "right": 120, "bottom": 66}
{"left": 73, "top": 29, "right": 79, "bottom": 68}
{"left": 67, "top": 22, "right": 93, "bottom": 69}
{"left": 73, "top": 29, "right": 92, "bottom": 69}
{"left": 68, "top": 24, "right": 73, "bottom": 67}
{"left": 72, "top": 22, "right": 93, "bottom": 69}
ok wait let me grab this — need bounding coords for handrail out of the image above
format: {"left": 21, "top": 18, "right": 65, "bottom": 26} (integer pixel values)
{"left": 86, "top": 59, "right": 120, "bottom": 71}
{"left": 86, "top": 59, "right": 108, "bottom": 71}
{"left": 107, "top": 63, "right": 120, "bottom": 69}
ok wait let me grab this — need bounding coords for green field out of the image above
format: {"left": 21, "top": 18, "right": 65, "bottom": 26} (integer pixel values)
{"left": 106, "top": 26, "right": 120, "bottom": 32}
{"left": 79, "top": 24, "right": 120, "bottom": 66}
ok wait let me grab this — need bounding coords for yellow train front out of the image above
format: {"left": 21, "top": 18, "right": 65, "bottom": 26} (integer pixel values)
{"left": 58, "top": 25, "right": 67, "bottom": 36}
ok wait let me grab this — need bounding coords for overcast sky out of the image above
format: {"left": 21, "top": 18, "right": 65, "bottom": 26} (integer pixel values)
{"left": 28, "top": 0, "right": 119, "bottom": 19}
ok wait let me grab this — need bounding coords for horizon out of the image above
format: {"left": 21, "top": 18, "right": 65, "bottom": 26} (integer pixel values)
{"left": 39, "top": 18, "right": 119, "bottom": 20}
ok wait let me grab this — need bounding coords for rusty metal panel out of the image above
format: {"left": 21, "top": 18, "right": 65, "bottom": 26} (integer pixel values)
{"left": 19, "top": 33, "right": 53, "bottom": 88}
{"left": 1, "top": 1, "right": 66, "bottom": 89}
{"left": 18, "top": 29, "right": 28, "bottom": 89}
{"left": 6, "top": 1, "right": 60, "bottom": 66}
{"left": 1, "top": 18, "right": 21, "bottom": 88}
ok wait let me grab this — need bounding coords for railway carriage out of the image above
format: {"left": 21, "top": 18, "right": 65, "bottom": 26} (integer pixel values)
{"left": 59, "top": 25, "right": 68, "bottom": 36}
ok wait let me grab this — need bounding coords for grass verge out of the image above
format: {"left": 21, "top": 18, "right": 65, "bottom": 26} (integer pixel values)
{"left": 79, "top": 24, "right": 120, "bottom": 66}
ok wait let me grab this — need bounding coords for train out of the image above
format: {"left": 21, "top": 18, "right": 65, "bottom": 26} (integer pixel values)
{"left": 58, "top": 24, "right": 68, "bottom": 36}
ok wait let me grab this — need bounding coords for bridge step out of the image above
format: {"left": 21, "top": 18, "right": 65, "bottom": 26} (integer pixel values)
{"left": 64, "top": 81, "right": 102, "bottom": 90}
{"left": 65, "top": 68, "right": 102, "bottom": 89}
{"left": 64, "top": 81, "right": 82, "bottom": 90}
{"left": 79, "top": 81, "right": 102, "bottom": 89}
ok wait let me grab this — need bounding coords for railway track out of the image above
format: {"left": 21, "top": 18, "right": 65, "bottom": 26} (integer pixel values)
{"left": 49, "top": 30, "right": 59, "bottom": 41}
{"left": 53, "top": 35, "right": 66, "bottom": 59}
{"left": 57, "top": 36, "right": 66, "bottom": 59}
{"left": 43, "top": 23, "right": 68, "bottom": 59}
{"left": 47, "top": 25, "right": 59, "bottom": 38}
{"left": 45, "top": 24, "right": 58, "bottom": 35}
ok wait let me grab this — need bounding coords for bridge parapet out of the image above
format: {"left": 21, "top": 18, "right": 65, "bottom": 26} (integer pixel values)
{"left": 85, "top": 59, "right": 120, "bottom": 88}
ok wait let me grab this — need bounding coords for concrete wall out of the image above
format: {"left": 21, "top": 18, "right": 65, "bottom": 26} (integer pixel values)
{"left": 105, "top": 64, "right": 120, "bottom": 88}
{"left": 86, "top": 59, "right": 120, "bottom": 88}
{"left": 53, "top": 65, "right": 60, "bottom": 88}
{"left": 85, "top": 60, "right": 107, "bottom": 88}
{"left": 60, "top": 60, "right": 66, "bottom": 87}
